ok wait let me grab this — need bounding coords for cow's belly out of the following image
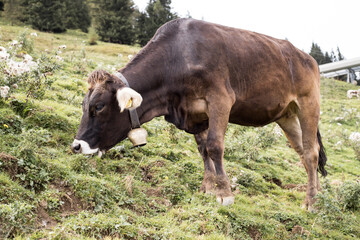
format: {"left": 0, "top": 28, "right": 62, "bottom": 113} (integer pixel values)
{"left": 229, "top": 99, "right": 289, "bottom": 126}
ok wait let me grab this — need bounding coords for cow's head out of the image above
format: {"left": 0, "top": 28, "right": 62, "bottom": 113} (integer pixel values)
{"left": 71, "top": 70, "right": 143, "bottom": 155}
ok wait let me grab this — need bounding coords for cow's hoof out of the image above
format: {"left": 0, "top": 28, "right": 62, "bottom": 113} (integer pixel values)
{"left": 302, "top": 204, "right": 316, "bottom": 213}
{"left": 200, "top": 184, "right": 216, "bottom": 195}
{"left": 200, "top": 172, "right": 216, "bottom": 194}
{"left": 301, "top": 202, "right": 317, "bottom": 213}
{"left": 216, "top": 196, "right": 235, "bottom": 206}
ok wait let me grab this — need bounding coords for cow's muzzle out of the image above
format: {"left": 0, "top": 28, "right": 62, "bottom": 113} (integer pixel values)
{"left": 71, "top": 139, "right": 99, "bottom": 154}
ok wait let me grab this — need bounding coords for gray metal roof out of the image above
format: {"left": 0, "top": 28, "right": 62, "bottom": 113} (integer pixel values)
{"left": 319, "top": 57, "right": 360, "bottom": 73}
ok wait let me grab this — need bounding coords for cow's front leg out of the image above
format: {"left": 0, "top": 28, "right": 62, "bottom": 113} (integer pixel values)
{"left": 194, "top": 129, "right": 217, "bottom": 194}
{"left": 205, "top": 92, "right": 235, "bottom": 206}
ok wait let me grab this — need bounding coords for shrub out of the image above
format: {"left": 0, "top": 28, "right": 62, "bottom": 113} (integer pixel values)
{"left": 315, "top": 180, "right": 360, "bottom": 236}
{"left": 64, "top": 211, "right": 136, "bottom": 239}
{"left": 17, "top": 30, "right": 34, "bottom": 54}
{"left": 0, "top": 108, "right": 22, "bottom": 134}
{"left": 0, "top": 201, "right": 35, "bottom": 238}
{"left": 0, "top": 40, "right": 60, "bottom": 100}
{"left": 24, "top": 111, "right": 73, "bottom": 132}
{"left": 235, "top": 169, "right": 269, "bottom": 194}
{"left": 269, "top": 212, "right": 305, "bottom": 231}
{"left": 348, "top": 132, "right": 360, "bottom": 160}
{"left": 0, "top": 128, "right": 53, "bottom": 191}
{"left": 338, "top": 181, "right": 360, "bottom": 211}
{"left": 9, "top": 98, "right": 35, "bottom": 118}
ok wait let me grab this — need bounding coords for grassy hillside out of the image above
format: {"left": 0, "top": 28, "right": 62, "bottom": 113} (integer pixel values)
{"left": 0, "top": 23, "right": 359, "bottom": 240}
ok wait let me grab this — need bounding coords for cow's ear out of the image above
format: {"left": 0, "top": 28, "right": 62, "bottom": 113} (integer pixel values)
{"left": 116, "top": 87, "right": 143, "bottom": 112}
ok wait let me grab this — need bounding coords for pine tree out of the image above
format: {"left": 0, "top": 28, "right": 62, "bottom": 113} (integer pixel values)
{"left": 337, "top": 46, "right": 345, "bottom": 61}
{"left": 64, "top": 0, "right": 91, "bottom": 33}
{"left": 95, "top": 0, "right": 136, "bottom": 44}
{"left": 136, "top": 0, "right": 178, "bottom": 46}
{"left": 3, "top": 0, "right": 26, "bottom": 24}
{"left": 309, "top": 42, "right": 326, "bottom": 65}
{"left": 26, "top": 0, "right": 67, "bottom": 33}
{"left": 330, "top": 50, "right": 337, "bottom": 62}
{"left": 324, "top": 52, "right": 332, "bottom": 64}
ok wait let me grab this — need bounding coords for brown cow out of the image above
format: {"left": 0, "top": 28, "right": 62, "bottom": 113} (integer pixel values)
{"left": 71, "top": 18, "right": 327, "bottom": 210}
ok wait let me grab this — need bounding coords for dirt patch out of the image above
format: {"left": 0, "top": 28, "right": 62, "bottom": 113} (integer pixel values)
{"left": 36, "top": 206, "right": 57, "bottom": 229}
{"left": 140, "top": 160, "right": 165, "bottom": 183}
{"left": 262, "top": 175, "right": 307, "bottom": 192}
{"left": 248, "top": 226, "right": 261, "bottom": 240}
{"left": 36, "top": 181, "right": 87, "bottom": 230}
{"left": 271, "top": 178, "right": 282, "bottom": 187}
{"left": 49, "top": 182, "right": 86, "bottom": 217}
{"left": 146, "top": 187, "right": 163, "bottom": 197}
{"left": 282, "top": 184, "right": 307, "bottom": 192}
{"left": 263, "top": 177, "right": 283, "bottom": 187}
{"left": 0, "top": 152, "right": 18, "bottom": 178}
{"left": 146, "top": 187, "right": 172, "bottom": 207}
{"left": 292, "top": 225, "right": 310, "bottom": 237}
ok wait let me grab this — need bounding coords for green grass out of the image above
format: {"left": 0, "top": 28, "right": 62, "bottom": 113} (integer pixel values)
{"left": 0, "top": 22, "right": 359, "bottom": 239}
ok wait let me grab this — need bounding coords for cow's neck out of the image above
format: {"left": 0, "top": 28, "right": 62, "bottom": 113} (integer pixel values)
{"left": 120, "top": 59, "right": 169, "bottom": 125}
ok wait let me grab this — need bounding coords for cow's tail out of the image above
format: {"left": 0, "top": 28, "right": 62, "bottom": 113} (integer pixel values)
{"left": 317, "top": 128, "right": 327, "bottom": 177}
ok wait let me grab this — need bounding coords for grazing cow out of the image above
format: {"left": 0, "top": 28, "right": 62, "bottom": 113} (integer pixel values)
{"left": 71, "top": 18, "right": 327, "bottom": 210}
{"left": 347, "top": 89, "right": 360, "bottom": 98}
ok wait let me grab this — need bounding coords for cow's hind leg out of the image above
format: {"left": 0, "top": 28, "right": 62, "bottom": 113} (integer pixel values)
{"left": 194, "top": 129, "right": 217, "bottom": 194}
{"left": 278, "top": 99, "right": 323, "bottom": 211}
{"left": 297, "top": 97, "right": 323, "bottom": 211}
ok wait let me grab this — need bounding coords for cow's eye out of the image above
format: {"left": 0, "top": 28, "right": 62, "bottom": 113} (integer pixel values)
{"left": 95, "top": 103, "right": 105, "bottom": 112}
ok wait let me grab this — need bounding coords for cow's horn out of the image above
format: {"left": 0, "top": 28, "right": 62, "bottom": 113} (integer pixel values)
{"left": 128, "top": 127, "right": 147, "bottom": 147}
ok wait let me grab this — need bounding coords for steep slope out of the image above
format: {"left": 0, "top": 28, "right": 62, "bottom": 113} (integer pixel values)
{"left": 0, "top": 23, "right": 359, "bottom": 239}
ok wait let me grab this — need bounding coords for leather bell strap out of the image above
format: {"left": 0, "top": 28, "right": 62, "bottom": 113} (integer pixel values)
{"left": 113, "top": 72, "right": 141, "bottom": 129}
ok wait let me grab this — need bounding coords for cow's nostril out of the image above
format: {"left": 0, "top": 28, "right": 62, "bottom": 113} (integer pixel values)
{"left": 74, "top": 144, "right": 81, "bottom": 151}
{"left": 71, "top": 143, "right": 81, "bottom": 153}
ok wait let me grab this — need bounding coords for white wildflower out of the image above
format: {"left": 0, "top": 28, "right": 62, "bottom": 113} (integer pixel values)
{"left": 231, "top": 177, "right": 238, "bottom": 184}
{"left": 58, "top": 45, "right": 66, "bottom": 50}
{"left": 10, "top": 40, "right": 18, "bottom": 46}
{"left": 335, "top": 117, "right": 344, "bottom": 121}
{"left": 7, "top": 60, "right": 25, "bottom": 75}
{"left": 0, "top": 50, "right": 10, "bottom": 62}
{"left": 0, "top": 86, "right": 10, "bottom": 98}
{"left": 349, "top": 132, "right": 360, "bottom": 142}
{"left": 23, "top": 54, "right": 33, "bottom": 62}
{"left": 335, "top": 141, "right": 342, "bottom": 147}
{"left": 57, "top": 50, "right": 62, "bottom": 54}
{"left": 12, "top": 83, "right": 18, "bottom": 89}
{"left": 118, "top": 53, "right": 123, "bottom": 58}
{"left": 128, "top": 54, "right": 133, "bottom": 60}
{"left": 0, "top": 46, "right": 6, "bottom": 52}
{"left": 55, "top": 55, "right": 63, "bottom": 61}
{"left": 30, "top": 32, "right": 38, "bottom": 37}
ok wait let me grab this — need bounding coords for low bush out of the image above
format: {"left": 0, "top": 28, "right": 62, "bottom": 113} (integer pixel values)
{"left": 0, "top": 201, "right": 35, "bottom": 238}
{"left": 0, "top": 108, "right": 22, "bottom": 134}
